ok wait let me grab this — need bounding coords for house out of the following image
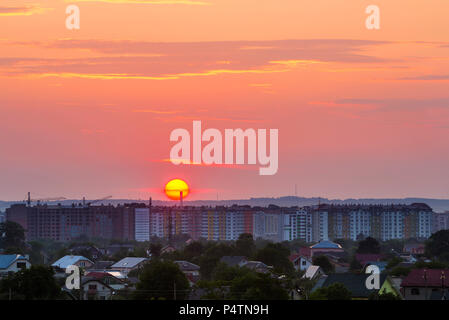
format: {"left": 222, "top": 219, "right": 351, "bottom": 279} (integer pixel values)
{"left": 401, "top": 269, "right": 449, "bottom": 300}
{"left": 399, "top": 253, "right": 417, "bottom": 264}
{"left": 110, "top": 257, "right": 148, "bottom": 275}
{"left": 104, "top": 244, "right": 134, "bottom": 257}
{"left": 309, "top": 240, "right": 344, "bottom": 257}
{"left": 290, "top": 254, "right": 312, "bottom": 272}
{"left": 403, "top": 243, "right": 425, "bottom": 255}
{"left": 175, "top": 261, "right": 200, "bottom": 284}
{"left": 244, "top": 261, "right": 272, "bottom": 274}
{"left": 83, "top": 271, "right": 127, "bottom": 291}
{"left": 161, "top": 245, "right": 176, "bottom": 255}
{"left": 88, "top": 260, "right": 115, "bottom": 271}
{"left": 70, "top": 245, "right": 103, "bottom": 260}
{"left": 82, "top": 278, "right": 114, "bottom": 300}
{"left": 51, "top": 255, "right": 94, "bottom": 272}
{"left": 220, "top": 256, "right": 248, "bottom": 267}
{"left": 303, "top": 265, "right": 324, "bottom": 280}
{"left": 0, "top": 254, "right": 31, "bottom": 277}
{"left": 313, "top": 273, "right": 401, "bottom": 299}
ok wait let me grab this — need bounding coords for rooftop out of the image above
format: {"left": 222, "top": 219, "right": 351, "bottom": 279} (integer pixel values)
{"left": 310, "top": 240, "right": 343, "bottom": 250}
{"left": 401, "top": 269, "right": 449, "bottom": 288}
{"left": 110, "top": 257, "right": 148, "bottom": 269}
{"left": 51, "top": 255, "right": 93, "bottom": 269}
{"left": 0, "top": 254, "right": 28, "bottom": 270}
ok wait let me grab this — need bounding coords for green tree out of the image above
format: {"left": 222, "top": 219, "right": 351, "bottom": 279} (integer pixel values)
{"left": 425, "top": 230, "right": 449, "bottom": 261}
{"left": 134, "top": 260, "right": 190, "bottom": 300}
{"left": 310, "top": 282, "right": 351, "bottom": 300}
{"left": 199, "top": 243, "right": 235, "bottom": 280}
{"left": 230, "top": 272, "right": 289, "bottom": 300}
{"left": 0, "top": 266, "right": 62, "bottom": 300}
{"left": 254, "top": 243, "right": 294, "bottom": 275}
{"left": 349, "top": 256, "right": 362, "bottom": 272}
{"left": 312, "top": 255, "right": 335, "bottom": 274}
{"left": 356, "top": 237, "right": 380, "bottom": 254}
{"left": 235, "top": 233, "right": 256, "bottom": 258}
{"left": 0, "top": 221, "right": 25, "bottom": 250}
{"left": 389, "top": 266, "right": 411, "bottom": 277}
{"left": 149, "top": 243, "right": 162, "bottom": 258}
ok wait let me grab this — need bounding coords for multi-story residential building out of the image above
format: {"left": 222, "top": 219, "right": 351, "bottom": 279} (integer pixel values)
{"left": 5, "top": 202, "right": 437, "bottom": 243}
{"left": 433, "top": 211, "right": 449, "bottom": 233}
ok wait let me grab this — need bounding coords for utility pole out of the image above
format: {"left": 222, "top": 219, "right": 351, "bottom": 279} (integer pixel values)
{"left": 173, "top": 281, "right": 177, "bottom": 300}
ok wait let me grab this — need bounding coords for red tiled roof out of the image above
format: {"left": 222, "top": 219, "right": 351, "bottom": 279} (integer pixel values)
{"left": 299, "top": 247, "right": 311, "bottom": 257}
{"left": 289, "top": 254, "right": 300, "bottom": 263}
{"left": 401, "top": 269, "right": 449, "bottom": 288}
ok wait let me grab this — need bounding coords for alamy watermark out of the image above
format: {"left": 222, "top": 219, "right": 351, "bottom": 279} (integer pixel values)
{"left": 169, "top": 120, "right": 279, "bottom": 175}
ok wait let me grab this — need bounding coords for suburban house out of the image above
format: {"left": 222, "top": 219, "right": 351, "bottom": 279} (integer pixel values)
{"left": 83, "top": 271, "right": 127, "bottom": 291}
{"left": 220, "top": 256, "right": 248, "bottom": 267}
{"left": 70, "top": 245, "right": 103, "bottom": 260}
{"left": 103, "top": 244, "right": 134, "bottom": 257}
{"left": 0, "top": 254, "right": 31, "bottom": 277}
{"left": 82, "top": 278, "right": 114, "bottom": 300}
{"left": 110, "top": 257, "right": 148, "bottom": 275}
{"left": 175, "top": 260, "right": 200, "bottom": 284}
{"left": 403, "top": 243, "right": 425, "bottom": 255}
{"left": 401, "top": 269, "right": 449, "bottom": 300}
{"left": 244, "top": 261, "right": 272, "bottom": 274}
{"left": 289, "top": 254, "right": 312, "bottom": 272}
{"left": 161, "top": 245, "right": 176, "bottom": 255}
{"left": 303, "top": 265, "right": 324, "bottom": 280}
{"left": 313, "top": 273, "right": 402, "bottom": 299}
{"left": 309, "top": 240, "right": 344, "bottom": 257}
{"left": 88, "top": 260, "right": 115, "bottom": 271}
{"left": 51, "top": 255, "right": 94, "bottom": 272}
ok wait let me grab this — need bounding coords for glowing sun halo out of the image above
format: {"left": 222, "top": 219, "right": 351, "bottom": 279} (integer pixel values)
{"left": 165, "top": 179, "right": 189, "bottom": 200}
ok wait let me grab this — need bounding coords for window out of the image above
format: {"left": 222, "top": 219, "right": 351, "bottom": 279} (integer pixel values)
{"left": 88, "top": 284, "right": 97, "bottom": 290}
{"left": 411, "top": 288, "right": 420, "bottom": 295}
{"left": 17, "top": 262, "right": 26, "bottom": 270}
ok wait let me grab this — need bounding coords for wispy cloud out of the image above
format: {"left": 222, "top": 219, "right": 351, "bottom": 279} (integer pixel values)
{"left": 0, "top": 5, "right": 52, "bottom": 16}
{"left": 133, "top": 109, "right": 179, "bottom": 114}
{"left": 399, "top": 74, "right": 449, "bottom": 81}
{"left": 0, "top": 39, "right": 392, "bottom": 80}
{"left": 65, "top": 0, "right": 210, "bottom": 5}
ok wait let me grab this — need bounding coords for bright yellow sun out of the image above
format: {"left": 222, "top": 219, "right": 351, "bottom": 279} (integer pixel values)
{"left": 164, "top": 179, "right": 189, "bottom": 200}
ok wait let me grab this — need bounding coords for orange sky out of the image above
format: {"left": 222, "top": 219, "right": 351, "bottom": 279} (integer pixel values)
{"left": 1, "top": 1, "right": 449, "bottom": 200}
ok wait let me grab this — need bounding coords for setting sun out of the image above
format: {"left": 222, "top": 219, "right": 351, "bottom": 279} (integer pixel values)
{"left": 164, "top": 179, "right": 189, "bottom": 200}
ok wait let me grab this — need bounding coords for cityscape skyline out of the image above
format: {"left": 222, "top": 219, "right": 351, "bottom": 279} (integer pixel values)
{"left": 2, "top": 1, "right": 449, "bottom": 201}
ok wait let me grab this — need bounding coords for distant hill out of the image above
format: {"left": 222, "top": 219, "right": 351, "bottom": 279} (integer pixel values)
{"left": 2, "top": 196, "right": 449, "bottom": 212}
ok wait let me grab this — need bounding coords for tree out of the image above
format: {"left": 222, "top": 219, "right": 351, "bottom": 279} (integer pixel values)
{"left": 229, "top": 272, "right": 289, "bottom": 300}
{"left": 199, "top": 243, "right": 235, "bottom": 280}
{"left": 0, "top": 266, "right": 62, "bottom": 300}
{"left": 254, "top": 243, "right": 294, "bottom": 275}
{"left": 235, "top": 233, "right": 256, "bottom": 258}
{"left": 310, "top": 282, "right": 351, "bottom": 300}
{"left": 182, "top": 241, "right": 204, "bottom": 261}
{"left": 425, "top": 230, "right": 449, "bottom": 261}
{"left": 312, "top": 255, "right": 334, "bottom": 274}
{"left": 356, "top": 237, "right": 380, "bottom": 254}
{"left": 149, "top": 243, "right": 162, "bottom": 258}
{"left": 134, "top": 260, "right": 190, "bottom": 300}
{"left": 0, "top": 221, "right": 25, "bottom": 250}
{"left": 349, "top": 256, "right": 362, "bottom": 272}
